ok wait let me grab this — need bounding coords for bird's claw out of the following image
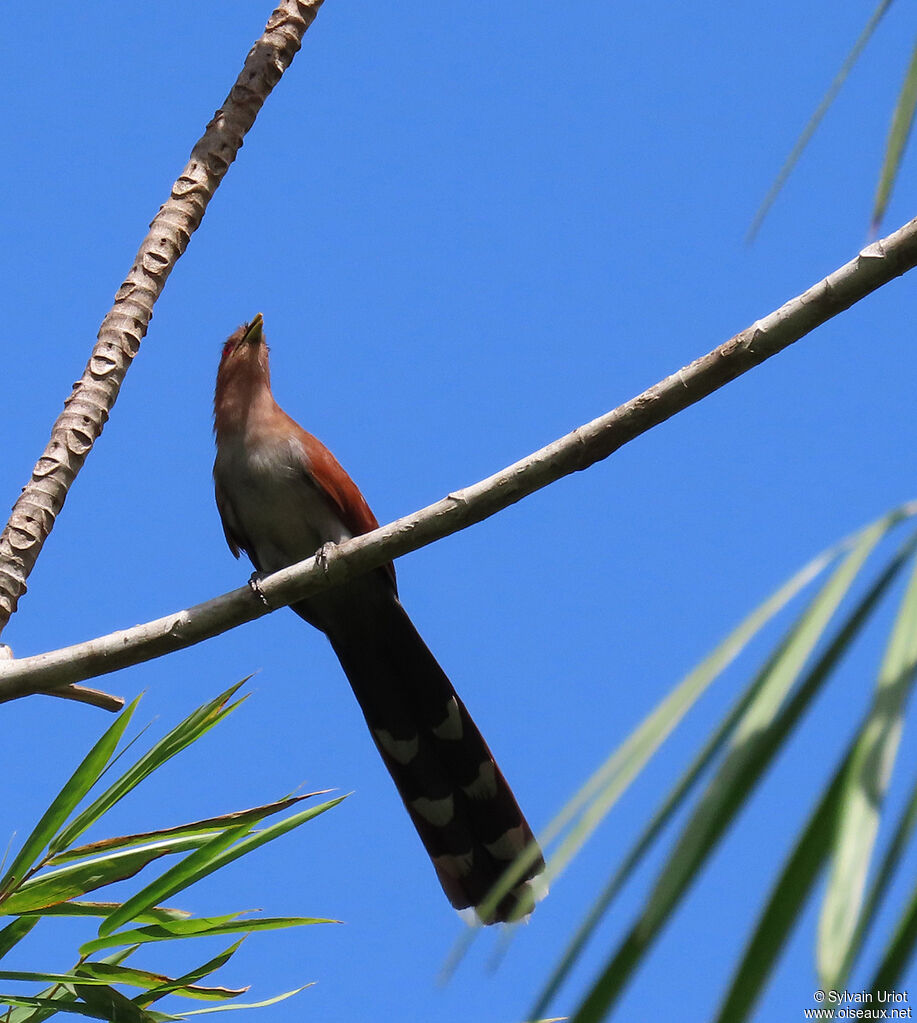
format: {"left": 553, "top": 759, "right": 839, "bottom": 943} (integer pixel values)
{"left": 317, "top": 542, "right": 336, "bottom": 576}
{"left": 248, "top": 572, "right": 272, "bottom": 609}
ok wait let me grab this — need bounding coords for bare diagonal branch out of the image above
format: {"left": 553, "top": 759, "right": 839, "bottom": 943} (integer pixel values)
{"left": 3, "top": 215, "right": 917, "bottom": 705}
{"left": 0, "top": 0, "right": 325, "bottom": 636}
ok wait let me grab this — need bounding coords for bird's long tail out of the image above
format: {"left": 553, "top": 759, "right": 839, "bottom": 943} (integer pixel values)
{"left": 297, "top": 589, "right": 544, "bottom": 922}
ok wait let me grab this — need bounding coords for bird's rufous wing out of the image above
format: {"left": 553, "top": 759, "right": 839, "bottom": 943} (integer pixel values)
{"left": 298, "top": 426, "right": 398, "bottom": 588}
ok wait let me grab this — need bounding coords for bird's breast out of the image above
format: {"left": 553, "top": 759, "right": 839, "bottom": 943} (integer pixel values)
{"left": 214, "top": 433, "right": 352, "bottom": 574}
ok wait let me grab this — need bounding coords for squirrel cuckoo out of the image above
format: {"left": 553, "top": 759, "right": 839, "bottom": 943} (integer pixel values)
{"left": 213, "top": 314, "right": 544, "bottom": 922}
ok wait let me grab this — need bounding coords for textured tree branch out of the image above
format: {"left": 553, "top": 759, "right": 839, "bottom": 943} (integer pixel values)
{"left": 0, "top": 0, "right": 325, "bottom": 636}
{"left": 2, "top": 214, "right": 917, "bottom": 705}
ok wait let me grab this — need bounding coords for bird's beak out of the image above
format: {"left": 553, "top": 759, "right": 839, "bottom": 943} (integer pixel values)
{"left": 240, "top": 313, "right": 264, "bottom": 348}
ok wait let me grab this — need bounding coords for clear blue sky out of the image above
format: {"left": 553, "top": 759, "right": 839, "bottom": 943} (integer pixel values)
{"left": 3, "top": 3, "right": 917, "bottom": 1021}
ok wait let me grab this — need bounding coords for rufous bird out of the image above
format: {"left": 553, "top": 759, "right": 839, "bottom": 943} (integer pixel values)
{"left": 213, "top": 314, "right": 544, "bottom": 922}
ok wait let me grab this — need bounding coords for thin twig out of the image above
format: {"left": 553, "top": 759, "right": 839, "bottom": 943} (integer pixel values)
{"left": 37, "top": 686, "right": 125, "bottom": 712}
{"left": 0, "top": 0, "right": 325, "bottom": 635}
{"left": 2, "top": 215, "right": 917, "bottom": 706}
{"left": 0, "top": 644, "right": 119, "bottom": 711}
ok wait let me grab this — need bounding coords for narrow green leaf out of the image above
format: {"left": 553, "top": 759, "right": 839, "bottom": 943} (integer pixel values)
{"left": 528, "top": 515, "right": 917, "bottom": 1017}
{"left": 0, "top": 843, "right": 202, "bottom": 916}
{"left": 721, "top": 758, "right": 917, "bottom": 1019}
{"left": 0, "top": 953, "right": 153, "bottom": 1021}
{"left": 19, "top": 903, "right": 189, "bottom": 924}
{"left": 95, "top": 828, "right": 248, "bottom": 941}
{"left": 1, "top": 984, "right": 73, "bottom": 1023}
{"left": 714, "top": 748, "right": 855, "bottom": 1023}
{"left": 0, "top": 976, "right": 114, "bottom": 987}
{"left": 568, "top": 520, "right": 904, "bottom": 1023}
{"left": 0, "top": 996, "right": 111, "bottom": 1021}
{"left": 81, "top": 914, "right": 245, "bottom": 954}
{"left": 99, "top": 797, "right": 345, "bottom": 938}
{"left": 134, "top": 941, "right": 247, "bottom": 1008}
{"left": 818, "top": 554, "right": 917, "bottom": 989}
{"left": 476, "top": 532, "right": 842, "bottom": 929}
{"left": 72, "top": 984, "right": 158, "bottom": 1023}
{"left": 841, "top": 766, "right": 917, "bottom": 984}
{"left": 529, "top": 619, "right": 793, "bottom": 1016}
{"left": 80, "top": 915, "right": 334, "bottom": 956}
{"left": 0, "top": 957, "right": 139, "bottom": 1023}
{"left": 145, "top": 984, "right": 243, "bottom": 1005}
{"left": 868, "top": 868, "right": 917, "bottom": 996}
{"left": 91, "top": 720, "right": 156, "bottom": 792}
{"left": 2, "top": 946, "right": 150, "bottom": 1023}
{"left": 98, "top": 945, "right": 142, "bottom": 966}
{"left": 0, "top": 698, "right": 140, "bottom": 898}
{"left": 641, "top": 521, "right": 890, "bottom": 920}
{"left": 873, "top": 35, "right": 917, "bottom": 229}
{"left": 49, "top": 683, "right": 249, "bottom": 856}
{"left": 0, "top": 919, "right": 39, "bottom": 960}
{"left": 74, "top": 964, "right": 245, "bottom": 1003}
{"left": 748, "top": 0, "right": 896, "bottom": 240}
{"left": 179, "top": 987, "right": 312, "bottom": 1015}
{"left": 0, "top": 832, "right": 15, "bottom": 877}
{"left": 48, "top": 795, "right": 318, "bottom": 865}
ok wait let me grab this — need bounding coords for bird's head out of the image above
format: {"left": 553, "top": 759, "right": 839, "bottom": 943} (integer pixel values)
{"left": 220, "top": 312, "right": 269, "bottom": 369}
{"left": 214, "top": 313, "right": 273, "bottom": 435}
